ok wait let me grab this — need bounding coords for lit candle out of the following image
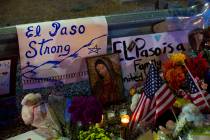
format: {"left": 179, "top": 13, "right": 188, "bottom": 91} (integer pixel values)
{"left": 121, "top": 114, "right": 130, "bottom": 126}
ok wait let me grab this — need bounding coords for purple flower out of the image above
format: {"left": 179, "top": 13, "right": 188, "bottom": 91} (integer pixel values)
{"left": 68, "top": 96, "right": 103, "bottom": 125}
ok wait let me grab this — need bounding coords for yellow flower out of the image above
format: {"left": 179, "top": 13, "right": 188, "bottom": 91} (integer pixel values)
{"left": 170, "top": 53, "right": 186, "bottom": 64}
{"left": 153, "top": 132, "right": 158, "bottom": 140}
{"left": 129, "top": 87, "right": 136, "bottom": 96}
{"left": 173, "top": 98, "right": 191, "bottom": 108}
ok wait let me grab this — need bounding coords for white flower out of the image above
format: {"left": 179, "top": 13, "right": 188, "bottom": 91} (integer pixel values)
{"left": 130, "top": 94, "right": 140, "bottom": 112}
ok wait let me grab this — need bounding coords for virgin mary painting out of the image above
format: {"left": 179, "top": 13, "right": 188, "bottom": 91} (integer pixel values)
{"left": 87, "top": 53, "right": 123, "bottom": 107}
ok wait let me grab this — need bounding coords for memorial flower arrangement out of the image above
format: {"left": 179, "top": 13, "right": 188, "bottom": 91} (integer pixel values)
{"left": 78, "top": 124, "right": 112, "bottom": 140}
{"left": 42, "top": 95, "right": 104, "bottom": 140}
{"left": 162, "top": 53, "right": 187, "bottom": 90}
{"left": 163, "top": 52, "right": 209, "bottom": 91}
{"left": 185, "top": 53, "right": 208, "bottom": 79}
{"left": 68, "top": 96, "right": 103, "bottom": 125}
{"left": 157, "top": 103, "right": 209, "bottom": 140}
{"left": 156, "top": 52, "right": 210, "bottom": 140}
{"left": 163, "top": 52, "right": 210, "bottom": 106}
{"left": 21, "top": 52, "right": 210, "bottom": 140}
{"left": 47, "top": 95, "right": 127, "bottom": 140}
{"left": 47, "top": 94, "right": 73, "bottom": 139}
{"left": 127, "top": 52, "right": 210, "bottom": 140}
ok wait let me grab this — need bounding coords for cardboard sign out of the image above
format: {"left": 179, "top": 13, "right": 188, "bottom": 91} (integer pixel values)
{"left": 17, "top": 16, "right": 108, "bottom": 89}
{"left": 112, "top": 30, "right": 190, "bottom": 90}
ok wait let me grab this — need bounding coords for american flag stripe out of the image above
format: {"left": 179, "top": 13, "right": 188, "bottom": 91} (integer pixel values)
{"left": 155, "top": 84, "right": 175, "bottom": 120}
{"left": 137, "top": 98, "right": 153, "bottom": 122}
{"left": 156, "top": 91, "right": 172, "bottom": 109}
{"left": 134, "top": 96, "right": 149, "bottom": 128}
{"left": 190, "top": 92, "right": 207, "bottom": 98}
{"left": 131, "top": 99, "right": 152, "bottom": 128}
{"left": 156, "top": 87, "right": 174, "bottom": 108}
{"left": 156, "top": 85, "right": 170, "bottom": 105}
{"left": 134, "top": 95, "right": 146, "bottom": 120}
{"left": 129, "top": 85, "right": 175, "bottom": 129}
{"left": 129, "top": 94, "right": 154, "bottom": 129}
{"left": 185, "top": 73, "right": 210, "bottom": 111}
{"left": 142, "top": 98, "right": 151, "bottom": 118}
{"left": 190, "top": 92, "right": 209, "bottom": 98}
{"left": 129, "top": 94, "right": 146, "bottom": 129}
{"left": 156, "top": 93, "right": 175, "bottom": 117}
{"left": 150, "top": 96, "right": 156, "bottom": 110}
{"left": 193, "top": 96, "right": 206, "bottom": 105}
{"left": 142, "top": 107, "right": 155, "bottom": 122}
{"left": 129, "top": 64, "right": 175, "bottom": 130}
{"left": 191, "top": 92, "right": 210, "bottom": 102}
{"left": 190, "top": 92, "right": 210, "bottom": 109}
{"left": 141, "top": 98, "right": 156, "bottom": 122}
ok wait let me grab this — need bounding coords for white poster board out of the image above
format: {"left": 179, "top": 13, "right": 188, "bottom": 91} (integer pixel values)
{"left": 17, "top": 16, "right": 108, "bottom": 89}
{"left": 112, "top": 30, "right": 190, "bottom": 90}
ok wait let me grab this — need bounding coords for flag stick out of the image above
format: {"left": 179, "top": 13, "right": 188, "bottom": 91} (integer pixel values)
{"left": 171, "top": 107, "right": 183, "bottom": 139}
{"left": 184, "top": 64, "right": 210, "bottom": 109}
{"left": 170, "top": 107, "right": 178, "bottom": 122}
{"left": 170, "top": 108, "right": 183, "bottom": 140}
{"left": 178, "top": 136, "right": 183, "bottom": 140}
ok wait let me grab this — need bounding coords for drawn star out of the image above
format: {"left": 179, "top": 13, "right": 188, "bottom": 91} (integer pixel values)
{"left": 88, "top": 45, "right": 101, "bottom": 54}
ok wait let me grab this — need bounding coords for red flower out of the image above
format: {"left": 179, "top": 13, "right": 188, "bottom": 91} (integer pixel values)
{"left": 68, "top": 96, "right": 103, "bottom": 125}
{"left": 186, "top": 53, "right": 208, "bottom": 78}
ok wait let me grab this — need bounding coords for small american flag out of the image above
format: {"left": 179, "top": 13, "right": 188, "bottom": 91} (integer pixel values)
{"left": 185, "top": 73, "right": 210, "bottom": 110}
{"left": 129, "top": 64, "right": 175, "bottom": 130}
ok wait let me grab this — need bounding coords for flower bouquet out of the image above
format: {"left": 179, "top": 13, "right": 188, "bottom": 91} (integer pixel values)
{"left": 156, "top": 52, "right": 210, "bottom": 140}
{"left": 162, "top": 53, "right": 210, "bottom": 111}
{"left": 48, "top": 94, "right": 127, "bottom": 140}
{"left": 47, "top": 95, "right": 104, "bottom": 140}
{"left": 78, "top": 124, "right": 112, "bottom": 140}
{"left": 127, "top": 52, "right": 210, "bottom": 140}
{"left": 157, "top": 103, "right": 210, "bottom": 140}
{"left": 68, "top": 96, "right": 103, "bottom": 126}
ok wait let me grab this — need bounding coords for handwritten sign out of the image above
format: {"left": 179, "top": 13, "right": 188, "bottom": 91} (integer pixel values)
{"left": 17, "top": 16, "right": 108, "bottom": 89}
{"left": 112, "top": 30, "right": 190, "bottom": 90}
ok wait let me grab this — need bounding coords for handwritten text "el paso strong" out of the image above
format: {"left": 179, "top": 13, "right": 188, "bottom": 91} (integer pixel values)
{"left": 24, "top": 22, "right": 85, "bottom": 58}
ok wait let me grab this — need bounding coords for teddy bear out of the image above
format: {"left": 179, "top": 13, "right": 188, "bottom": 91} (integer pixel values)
{"left": 21, "top": 93, "right": 46, "bottom": 127}
{"left": 21, "top": 93, "right": 57, "bottom": 137}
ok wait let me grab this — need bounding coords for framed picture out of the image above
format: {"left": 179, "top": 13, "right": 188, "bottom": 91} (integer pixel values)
{"left": 86, "top": 53, "right": 124, "bottom": 107}
{"left": 0, "top": 56, "right": 17, "bottom": 98}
